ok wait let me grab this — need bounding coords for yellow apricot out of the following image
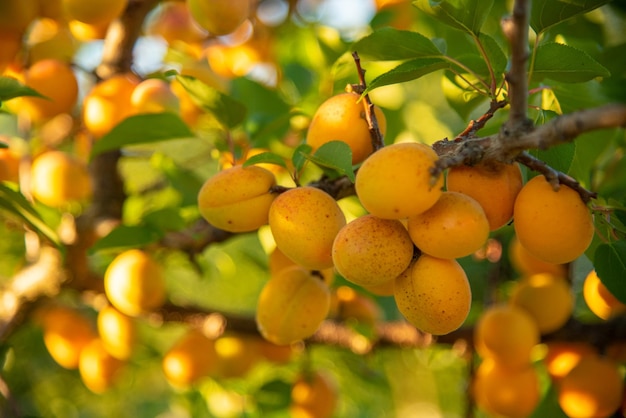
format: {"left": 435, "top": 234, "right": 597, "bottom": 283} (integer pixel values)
{"left": 332, "top": 214, "right": 413, "bottom": 287}
{"left": 306, "top": 92, "right": 387, "bottom": 165}
{"left": 446, "top": 162, "right": 523, "bottom": 231}
{"left": 68, "top": 19, "right": 110, "bottom": 41}
{"left": 362, "top": 279, "right": 396, "bottom": 297}
{"left": 473, "top": 358, "right": 540, "bottom": 418}
{"left": 39, "top": 306, "right": 97, "bottom": 369}
{"left": 82, "top": 73, "right": 140, "bottom": 138}
{"left": 268, "top": 246, "right": 334, "bottom": 285}
{"left": 394, "top": 255, "right": 471, "bottom": 335}
{"left": 290, "top": 370, "right": 338, "bottom": 418}
{"left": 543, "top": 341, "right": 598, "bottom": 382}
{"left": 407, "top": 191, "right": 489, "bottom": 259}
{"left": 509, "top": 273, "right": 573, "bottom": 334}
{"left": 558, "top": 354, "right": 623, "bottom": 418}
{"left": 213, "top": 334, "right": 261, "bottom": 378}
{"left": 187, "top": 0, "right": 249, "bottom": 36}
{"left": 30, "top": 150, "right": 93, "bottom": 208}
{"left": 146, "top": 1, "right": 207, "bottom": 45}
{"left": 26, "top": 18, "right": 77, "bottom": 64}
{"left": 513, "top": 175, "right": 594, "bottom": 264}
{"left": 508, "top": 235, "right": 568, "bottom": 278}
{"left": 78, "top": 338, "right": 125, "bottom": 394}
{"left": 62, "top": 0, "right": 128, "bottom": 26}
{"left": 256, "top": 266, "right": 331, "bottom": 345}
{"left": 583, "top": 269, "right": 626, "bottom": 320}
{"left": 335, "top": 286, "right": 382, "bottom": 326}
{"left": 474, "top": 305, "right": 540, "bottom": 370}
{"left": 97, "top": 305, "right": 136, "bottom": 360}
{"left": 5, "top": 59, "right": 78, "bottom": 123}
{"left": 162, "top": 328, "right": 217, "bottom": 387}
{"left": 269, "top": 187, "right": 346, "bottom": 270}
{"left": 0, "top": 146, "right": 20, "bottom": 183}
{"left": 355, "top": 142, "right": 443, "bottom": 219}
{"left": 103, "top": 249, "right": 167, "bottom": 317}
{"left": 130, "top": 78, "right": 180, "bottom": 114}
{"left": 197, "top": 165, "right": 277, "bottom": 233}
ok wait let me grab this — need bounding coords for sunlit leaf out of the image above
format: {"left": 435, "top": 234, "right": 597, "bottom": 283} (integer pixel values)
{"left": 365, "top": 58, "right": 450, "bottom": 93}
{"left": 351, "top": 28, "right": 442, "bottom": 61}
{"left": 89, "top": 224, "right": 164, "bottom": 254}
{"left": 151, "top": 153, "right": 205, "bottom": 207}
{"left": 414, "top": 0, "right": 495, "bottom": 35}
{"left": 0, "top": 76, "right": 47, "bottom": 102}
{"left": 243, "top": 151, "right": 288, "bottom": 169}
{"left": 530, "top": 0, "right": 611, "bottom": 34}
{"left": 303, "top": 141, "right": 355, "bottom": 182}
{"left": 594, "top": 241, "right": 626, "bottom": 304}
{"left": 532, "top": 43, "right": 610, "bottom": 83}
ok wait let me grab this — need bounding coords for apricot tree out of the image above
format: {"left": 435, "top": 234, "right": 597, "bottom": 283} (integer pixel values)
{"left": 1, "top": 0, "right": 626, "bottom": 417}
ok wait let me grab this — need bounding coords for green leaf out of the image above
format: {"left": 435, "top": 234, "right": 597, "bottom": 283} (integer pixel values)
{"left": 365, "top": 58, "right": 450, "bottom": 93}
{"left": 143, "top": 208, "right": 187, "bottom": 231}
{"left": 0, "top": 183, "right": 60, "bottom": 248}
{"left": 303, "top": 141, "right": 355, "bottom": 182}
{"left": 151, "top": 153, "right": 205, "bottom": 207}
{"left": 414, "top": 0, "right": 495, "bottom": 35}
{"left": 351, "top": 28, "right": 442, "bottom": 61}
{"left": 292, "top": 143, "right": 313, "bottom": 173}
{"left": 0, "top": 76, "right": 47, "bottom": 102}
{"left": 0, "top": 142, "right": 7, "bottom": 149}
{"left": 89, "top": 224, "right": 164, "bottom": 254}
{"left": 90, "top": 113, "right": 194, "bottom": 158}
{"left": 242, "top": 151, "right": 288, "bottom": 169}
{"left": 532, "top": 43, "right": 610, "bottom": 83}
{"left": 441, "top": 73, "right": 486, "bottom": 120}
{"left": 254, "top": 379, "right": 292, "bottom": 414}
{"left": 175, "top": 74, "right": 246, "bottom": 129}
{"left": 594, "top": 241, "right": 626, "bottom": 304}
{"left": 530, "top": 141, "right": 576, "bottom": 176}
{"left": 477, "top": 33, "right": 507, "bottom": 76}
{"left": 530, "top": 0, "right": 611, "bottom": 34}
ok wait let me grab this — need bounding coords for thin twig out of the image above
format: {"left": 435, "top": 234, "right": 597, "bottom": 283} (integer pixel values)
{"left": 453, "top": 100, "right": 508, "bottom": 141}
{"left": 351, "top": 52, "right": 385, "bottom": 152}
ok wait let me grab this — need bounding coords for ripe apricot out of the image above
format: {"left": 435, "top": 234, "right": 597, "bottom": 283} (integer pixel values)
{"left": 0, "top": 147, "right": 20, "bottom": 183}
{"left": 103, "top": 249, "right": 167, "bottom": 317}
{"left": 446, "top": 162, "right": 523, "bottom": 230}
{"left": 256, "top": 266, "right": 331, "bottom": 345}
{"left": 26, "top": 18, "right": 77, "bottom": 64}
{"left": 558, "top": 354, "right": 623, "bottom": 418}
{"left": 268, "top": 246, "right": 334, "bottom": 285}
{"left": 407, "top": 191, "right": 489, "bottom": 259}
{"left": 473, "top": 358, "right": 540, "bottom": 418}
{"left": 474, "top": 305, "right": 540, "bottom": 370}
{"left": 394, "top": 255, "right": 471, "bottom": 335}
{"left": 5, "top": 59, "right": 78, "bottom": 123}
{"left": 97, "top": 305, "right": 136, "bottom": 360}
{"left": 509, "top": 273, "right": 573, "bottom": 334}
{"left": 355, "top": 142, "right": 443, "bottom": 219}
{"left": 306, "top": 92, "right": 387, "bottom": 165}
{"left": 197, "top": 165, "right": 277, "bottom": 233}
{"left": 39, "top": 305, "right": 97, "bottom": 369}
{"left": 30, "top": 150, "right": 93, "bottom": 208}
{"left": 62, "top": 0, "right": 128, "bottom": 26}
{"left": 82, "top": 73, "right": 140, "bottom": 138}
{"left": 543, "top": 341, "right": 598, "bottom": 382}
{"left": 513, "top": 175, "right": 594, "bottom": 264}
{"left": 332, "top": 215, "right": 414, "bottom": 287}
{"left": 68, "top": 19, "right": 109, "bottom": 41}
{"left": 290, "top": 370, "right": 338, "bottom": 418}
{"left": 362, "top": 278, "right": 396, "bottom": 297}
{"left": 146, "top": 1, "right": 207, "bottom": 45}
{"left": 130, "top": 78, "right": 180, "bottom": 114}
{"left": 508, "top": 235, "right": 568, "bottom": 278}
{"left": 162, "top": 328, "right": 217, "bottom": 387}
{"left": 213, "top": 334, "right": 261, "bottom": 378}
{"left": 269, "top": 187, "right": 346, "bottom": 270}
{"left": 583, "top": 269, "right": 626, "bottom": 320}
{"left": 187, "top": 0, "right": 249, "bottom": 36}
{"left": 78, "top": 338, "right": 125, "bottom": 394}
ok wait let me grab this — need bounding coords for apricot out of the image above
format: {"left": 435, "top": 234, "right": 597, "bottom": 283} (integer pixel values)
{"left": 394, "top": 255, "right": 471, "bottom": 335}
{"left": 62, "top": 0, "right": 128, "bottom": 26}
{"left": 355, "top": 142, "right": 443, "bottom": 219}
{"left": 268, "top": 246, "right": 334, "bottom": 285}
{"left": 97, "top": 305, "right": 136, "bottom": 360}
{"left": 513, "top": 175, "right": 594, "bottom": 264}
{"left": 335, "top": 286, "right": 382, "bottom": 326}
{"left": 78, "top": 338, "right": 125, "bottom": 393}
{"left": 269, "top": 187, "right": 346, "bottom": 270}
{"left": 558, "top": 354, "right": 623, "bottom": 418}
{"left": 146, "top": 1, "right": 207, "bottom": 45}
{"left": 474, "top": 305, "right": 540, "bottom": 370}
{"left": 543, "top": 341, "right": 598, "bottom": 382}
{"left": 332, "top": 214, "right": 413, "bottom": 287}
{"left": 68, "top": 19, "right": 109, "bottom": 41}
{"left": 25, "top": 18, "right": 77, "bottom": 64}
{"left": 197, "top": 165, "right": 277, "bottom": 233}
{"left": 82, "top": 73, "right": 140, "bottom": 138}
{"left": 39, "top": 305, "right": 97, "bottom": 369}
{"left": 187, "top": 0, "right": 249, "bottom": 36}
{"left": 0, "top": 147, "right": 20, "bottom": 183}
{"left": 583, "top": 269, "right": 626, "bottom": 320}
{"left": 508, "top": 235, "right": 568, "bottom": 278}
{"left": 289, "top": 370, "right": 338, "bottom": 418}
{"left": 446, "top": 162, "right": 523, "bottom": 230}
{"left": 407, "top": 191, "right": 489, "bottom": 259}
{"left": 130, "top": 78, "right": 180, "bottom": 114}
{"left": 162, "top": 328, "right": 217, "bottom": 387}
{"left": 213, "top": 334, "right": 261, "bottom": 378}
{"left": 256, "top": 266, "right": 331, "bottom": 345}
{"left": 5, "top": 59, "right": 78, "bottom": 123}
{"left": 306, "top": 92, "right": 387, "bottom": 165}
{"left": 30, "top": 150, "right": 93, "bottom": 208}
{"left": 473, "top": 358, "right": 540, "bottom": 418}
{"left": 509, "top": 273, "right": 573, "bottom": 334}
{"left": 103, "top": 249, "right": 167, "bottom": 317}
{"left": 362, "top": 279, "right": 396, "bottom": 297}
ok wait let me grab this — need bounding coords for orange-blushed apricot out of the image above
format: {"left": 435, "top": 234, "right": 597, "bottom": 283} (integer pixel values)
{"left": 289, "top": 370, "right": 338, "bottom": 418}
{"left": 583, "top": 269, "right": 626, "bottom": 320}
{"left": 162, "top": 328, "right": 217, "bottom": 387}
{"left": 78, "top": 338, "right": 125, "bottom": 394}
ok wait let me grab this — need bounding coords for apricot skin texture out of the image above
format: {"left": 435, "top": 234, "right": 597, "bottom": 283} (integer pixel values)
{"left": 198, "top": 165, "right": 277, "bottom": 233}
{"left": 269, "top": 187, "right": 346, "bottom": 270}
